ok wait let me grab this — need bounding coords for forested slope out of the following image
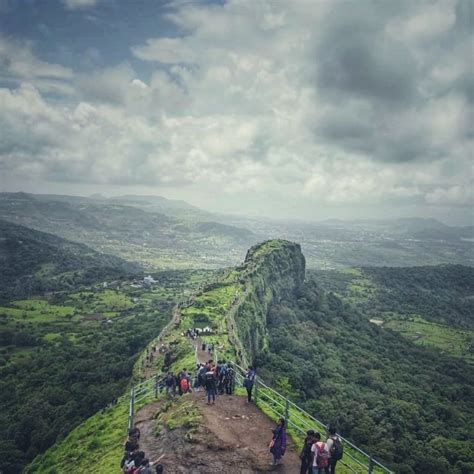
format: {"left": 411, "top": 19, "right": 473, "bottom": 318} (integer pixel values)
{"left": 257, "top": 271, "right": 474, "bottom": 473}
{"left": 0, "top": 219, "right": 140, "bottom": 302}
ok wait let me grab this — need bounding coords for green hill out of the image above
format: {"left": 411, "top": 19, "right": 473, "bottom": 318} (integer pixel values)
{"left": 0, "top": 219, "right": 140, "bottom": 303}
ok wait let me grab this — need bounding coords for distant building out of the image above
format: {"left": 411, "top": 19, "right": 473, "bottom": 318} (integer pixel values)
{"left": 143, "top": 275, "right": 156, "bottom": 286}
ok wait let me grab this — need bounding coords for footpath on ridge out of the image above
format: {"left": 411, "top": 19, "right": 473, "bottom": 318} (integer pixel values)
{"left": 133, "top": 338, "right": 301, "bottom": 473}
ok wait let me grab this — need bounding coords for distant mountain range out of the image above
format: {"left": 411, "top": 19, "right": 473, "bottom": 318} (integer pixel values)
{"left": 0, "top": 192, "right": 257, "bottom": 268}
{"left": 1, "top": 191, "right": 472, "bottom": 268}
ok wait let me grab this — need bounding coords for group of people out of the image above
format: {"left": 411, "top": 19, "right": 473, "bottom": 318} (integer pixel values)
{"left": 184, "top": 327, "right": 213, "bottom": 340}
{"left": 300, "top": 426, "right": 343, "bottom": 474}
{"left": 121, "top": 427, "right": 164, "bottom": 474}
{"left": 195, "top": 359, "right": 235, "bottom": 403}
{"left": 162, "top": 360, "right": 237, "bottom": 404}
{"left": 163, "top": 369, "right": 192, "bottom": 397}
{"left": 268, "top": 420, "right": 343, "bottom": 473}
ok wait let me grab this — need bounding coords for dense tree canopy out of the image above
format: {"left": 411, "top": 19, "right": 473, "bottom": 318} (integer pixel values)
{"left": 257, "top": 271, "right": 474, "bottom": 473}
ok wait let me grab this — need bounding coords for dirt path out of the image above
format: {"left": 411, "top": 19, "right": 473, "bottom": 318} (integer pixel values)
{"left": 134, "top": 390, "right": 301, "bottom": 473}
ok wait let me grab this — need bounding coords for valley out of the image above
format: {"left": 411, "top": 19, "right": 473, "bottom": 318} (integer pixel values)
{"left": 0, "top": 193, "right": 473, "bottom": 473}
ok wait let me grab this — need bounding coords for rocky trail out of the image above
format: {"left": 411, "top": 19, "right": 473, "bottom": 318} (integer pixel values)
{"left": 134, "top": 389, "right": 301, "bottom": 474}
{"left": 134, "top": 338, "right": 301, "bottom": 473}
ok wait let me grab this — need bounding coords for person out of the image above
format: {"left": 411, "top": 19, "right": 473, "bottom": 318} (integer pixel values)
{"left": 198, "top": 363, "right": 207, "bottom": 391}
{"left": 204, "top": 368, "right": 217, "bottom": 405}
{"left": 128, "top": 426, "right": 140, "bottom": 441}
{"left": 326, "top": 427, "right": 342, "bottom": 474}
{"left": 217, "top": 361, "right": 227, "bottom": 394}
{"left": 311, "top": 432, "right": 329, "bottom": 474}
{"left": 165, "top": 372, "right": 175, "bottom": 398}
{"left": 139, "top": 458, "right": 154, "bottom": 474}
{"left": 223, "top": 364, "right": 235, "bottom": 395}
{"left": 244, "top": 366, "right": 256, "bottom": 403}
{"left": 124, "top": 434, "right": 139, "bottom": 452}
{"left": 179, "top": 371, "right": 191, "bottom": 395}
{"left": 300, "top": 430, "right": 315, "bottom": 474}
{"left": 269, "top": 417, "right": 287, "bottom": 466}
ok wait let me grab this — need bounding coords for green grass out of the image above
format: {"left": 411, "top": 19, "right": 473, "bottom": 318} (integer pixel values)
{"left": 0, "top": 300, "right": 76, "bottom": 323}
{"left": 384, "top": 315, "right": 474, "bottom": 364}
{"left": 155, "top": 398, "right": 201, "bottom": 434}
{"left": 25, "top": 398, "right": 129, "bottom": 474}
{"left": 67, "top": 290, "right": 135, "bottom": 313}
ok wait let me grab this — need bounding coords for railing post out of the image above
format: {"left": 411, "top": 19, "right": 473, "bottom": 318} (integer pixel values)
{"left": 154, "top": 375, "right": 158, "bottom": 398}
{"left": 284, "top": 398, "right": 289, "bottom": 424}
{"left": 128, "top": 387, "right": 135, "bottom": 432}
{"left": 368, "top": 457, "right": 373, "bottom": 474}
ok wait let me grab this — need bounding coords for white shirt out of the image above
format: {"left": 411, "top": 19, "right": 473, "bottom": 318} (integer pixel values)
{"left": 311, "top": 441, "right": 327, "bottom": 467}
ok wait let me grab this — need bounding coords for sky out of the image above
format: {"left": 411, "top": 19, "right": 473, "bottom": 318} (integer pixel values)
{"left": 0, "top": 0, "right": 472, "bottom": 224}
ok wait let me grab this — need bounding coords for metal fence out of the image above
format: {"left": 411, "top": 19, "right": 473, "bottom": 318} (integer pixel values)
{"left": 127, "top": 374, "right": 165, "bottom": 432}
{"left": 228, "top": 360, "right": 392, "bottom": 474}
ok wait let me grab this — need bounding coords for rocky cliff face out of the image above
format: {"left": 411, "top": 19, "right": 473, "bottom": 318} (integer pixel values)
{"left": 232, "top": 240, "right": 306, "bottom": 365}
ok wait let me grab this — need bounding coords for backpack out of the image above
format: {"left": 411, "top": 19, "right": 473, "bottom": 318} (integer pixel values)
{"left": 180, "top": 378, "right": 189, "bottom": 392}
{"left": 330, "top": 437, "right": 343, "bottom": 460}
{"left": 205, "top": 371, "right": 214, "bottom": 381}
{"left": 316, "top": 442, "right": 329, "bottom": 468}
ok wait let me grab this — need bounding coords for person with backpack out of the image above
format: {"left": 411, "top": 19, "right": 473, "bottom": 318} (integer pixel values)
{"left": 179, "top": 372, "right": 190, "bottom": 395}
{"left": 326, "top": 427, "right": 343, "bottom": 474}
{"left": 269, "top": 417, "right": 287, "bottom": 466}
{"left": 311, "top": 432, "right": 329, "bottom": 474}
{"left": 300, "top": 430, "right": 315, "bottom": 474}
{"left": 204, "top": 369, "right": 217, "bottom": 405}
{"left": 244, "top": 366, "right": 256, "bottom": 403}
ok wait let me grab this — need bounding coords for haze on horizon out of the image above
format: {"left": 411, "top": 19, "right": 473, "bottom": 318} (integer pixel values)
{"left": 0, "top": 0, "right": 472, "bottom": 225}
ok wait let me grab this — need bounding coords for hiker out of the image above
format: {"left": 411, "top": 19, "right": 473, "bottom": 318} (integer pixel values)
{"left": 218, "top": 361, "right": 227, "bottom": 394}
{"left": 176, "top": 372, "right": 183, "bottom": 396}
{"left": 244, "top": 366, "right": 256, "bottom": 403}
{"left": 129, "top": 426, "right": 140, "bottom": 441}
{"left": 165, "top": 372, "right": 175, "bottom": 398}
{"left": 125, "top": 451, "right": 145, "bottom": 474}
{"left": 138, "top": 458, "right": 154, "bottom": 474}
{"left": 198, "top": 363, "right": 207, "bottom": 391}
{"left": 326, "top": 427, "right": 343, "bottom": 474}
{"left": 223, "top": 364, "right": 235, "bottom": 395}
{"left": 311, "top": 432, "right": 329, "bottom": 474}
{"left": 269, "top": 417, "right": 287, "bottom": 466}
{"left": 124, "top": 433, "right": 139, "bottom": 452}
{"left": 179, "top": 371, "right": 191, "bottom": 395}
{"left": 204, "top": 368, "right": 217, "bottom": 405}
{"left": 300, "top": 430, "right": 315, "bottom": 474}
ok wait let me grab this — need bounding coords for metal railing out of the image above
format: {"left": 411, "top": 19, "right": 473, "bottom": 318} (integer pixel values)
{"left": 127, "top": 374, "right": 165, "bottom": 431}
{"left": 228, "top": 360, "right": 392, "bottom": 474}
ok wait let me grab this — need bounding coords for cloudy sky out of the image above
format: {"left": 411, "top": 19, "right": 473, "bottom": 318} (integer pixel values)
{"left": 0, "top": 0, "right": 472, "bottom": 224}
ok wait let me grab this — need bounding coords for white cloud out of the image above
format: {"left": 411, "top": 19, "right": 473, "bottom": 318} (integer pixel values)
{"left": 425, "top": 186, "right": 473, "bottom": 206}
{"left": 0, "top": 0, "right": 472, "bottom": 221}
{"left": 62, "top": 0, "right": 98, "bottom": 10}
{"left": 0, "top": 37, "right": 72, "bottom": 81}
